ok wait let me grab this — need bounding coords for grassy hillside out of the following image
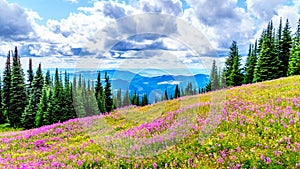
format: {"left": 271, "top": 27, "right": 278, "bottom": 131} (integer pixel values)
{"left": 1, "top": 76, "right": 300, "bottom": 168}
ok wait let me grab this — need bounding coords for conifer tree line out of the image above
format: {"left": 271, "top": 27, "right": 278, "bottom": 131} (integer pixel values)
{"left": 207, "top": 17, "right": 300, "bottom": 90}
{"left": 0, "top": 47, "right": 205, "bottom": 129}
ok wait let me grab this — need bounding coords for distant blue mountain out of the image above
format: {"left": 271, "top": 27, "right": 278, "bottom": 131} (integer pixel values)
{"left": 70, "top": 69, "right": 209, "bottom": 103}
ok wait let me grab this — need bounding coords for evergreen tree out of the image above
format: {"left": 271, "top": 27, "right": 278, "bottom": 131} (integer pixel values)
{"left": 228, "top": 51, "right": 244, "bottom": 86}
{"left": 0, "top": 77, "right": 4, "bottom": 124}
{"left": 9, "top": 47, "right": 28, "bottom": 128}
{"left": 164, "top": 89, "right": 168, "bottom": 100}
{"left": 27, "top": 58, "right": 34, "bottom": 94}
{"left": 45, "top": 70, "right": 51, "bottom": 86}
{"left": 123, "top": 89, "right": 130, "bottom": 106}
{"left": 244, "top": 42, "right": 258, "bottom": 84}
{"left": 104, "top": 72, "right": 113, "bottom": 112}
{"left": 51, "top": 68, "right": 63, "bottom": 122}
{"left": 2, "top": 51, "right": 11, "bottom": 124}
{"left": 254, "top": 22, "right": 282, "bottom": 82}
{"left": 21, "top": 63, "right": 44, "bottom": 129}
{"left": 115, "top": 88, "right": 122, "bottom": 108}
{"left": 223, "top": 41, "right": 238, "bottom": 85}
{"left": 209, "top": 60, "right": 220, "bottom": 90}
{"left": 288, "top": 36, "right": 300, "bottom": 75}
{"left": 141, "top": 93, "right": 148, "bottom": 106}
{"left": 174, "top": 84, "right": 180, "bottom": 99}
{"left": 35, "top": 86, "right": 49, "bottom": 127}
{"left": 279, "top": 19, "right": 292, "bottom": 76}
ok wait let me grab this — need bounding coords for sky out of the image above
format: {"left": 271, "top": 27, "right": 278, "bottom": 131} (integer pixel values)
{"left": 0, "top": 0, "right": 299, "bottom": 75}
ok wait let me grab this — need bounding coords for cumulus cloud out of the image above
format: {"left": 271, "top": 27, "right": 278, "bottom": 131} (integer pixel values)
{"left": 246, "top": 0, "right": 286, "bottom": 21}
{"left": 0, "top": 0, "right": 35, "bottom": 41}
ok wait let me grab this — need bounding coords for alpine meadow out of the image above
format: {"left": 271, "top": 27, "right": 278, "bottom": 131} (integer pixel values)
{"left": 1, "top": 0, "right": 300, "bottom": 169}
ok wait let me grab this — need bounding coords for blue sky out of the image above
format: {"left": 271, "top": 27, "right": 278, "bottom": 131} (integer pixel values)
{"left": 0, "top": 0, "right": 299, "bottom": 74}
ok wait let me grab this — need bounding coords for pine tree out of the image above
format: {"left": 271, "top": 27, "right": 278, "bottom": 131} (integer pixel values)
{"left": 141, "top": 93, "right": 148, "bottom": 106}
{"left": 27, "top": 58, "right": 34, "bottom": 94}
{"left": 288, "top": 36, "right": 300, "bottom": 75}
{"left": 115, "top": 88, "right": 122, "bottom": 108}
{"left": 9, "top": 47, "right": 28, "bottom": 128}
{"left": 279, "top": 19, "right": 292, "bottom": 76}
{"left": 174, "top": 84, "right": 180, "bottom": 99}
{"left": 51, "top": 68, "right": 63, "bottom": 122}
{"left": 254, "top": 22, "right": 282, "bottom": 82}
{"left": 164, "top": 89, "right": 168, "bottom": 100}
{"left": 45, "top": 70, "right": 51, "bottom": 86}
{"left": 123, "top": 89, "right": 130, "bottom": 106}
{"left": 35, "top": 86, "right": 49, "bottom": 127}
{"left": 223, "top": 41, "right": 238, "bottom": 85}
{"left": 0, "top": 77, "right": 4, "bottom": 124}
{"left": 209, "top": 60, "right": 220, "bottom": 90}
{"left": 104, "top": 72, "right": 113, "bottom": 112}
{"left": 2, "top": 51, "right": 11, "bottom": 124}
{"left": 244, "top": 42, "right": 258, "bottom": 84}
{"left": 228, "top": 50, "right": 244, "bottom": 86}
{"left": 21, "top": 63, "right": 44, "bottom": 129}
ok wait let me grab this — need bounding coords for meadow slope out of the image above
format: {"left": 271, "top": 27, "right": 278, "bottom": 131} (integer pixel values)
{"left": 1, "top": 76, "right": 300, "bottom": 168}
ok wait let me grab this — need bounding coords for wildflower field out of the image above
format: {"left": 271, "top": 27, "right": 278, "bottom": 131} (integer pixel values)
{"left": 1, "top": 76, "right": 300, "bottom": 169}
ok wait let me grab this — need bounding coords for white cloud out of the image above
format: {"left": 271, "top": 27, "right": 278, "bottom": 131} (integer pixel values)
{"left": 158, "top": 80, "right": 181, "bottom": 85}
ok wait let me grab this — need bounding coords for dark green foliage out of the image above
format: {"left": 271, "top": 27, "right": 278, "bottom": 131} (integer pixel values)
{"left": 279, "top": 19, "right": 292, "bottom": 77}
{"left": 223, "top": 41, "right": 238, "bottom": 85}
{"left": 2, "top": 52, "right": 11, "bottom": 124}
{"left": 45, "top": 70, "right": 51, "bottom": 86}
{"left": 288, "top": 36, "right": 300, "bottom": 75}
{"left": 114, "top": 89, "right": 122, "bottom": 108}
{"left": 0, "top": 77, "right": 4, "bottom": 124}
{"left": 27, "top": 58, "right": 34, "bottom": 94}
{"left": 104, "top": 72, "right": 113, "bottom": 112}
{"left": 21, "top": 63, "right": 44, "bottom": 129}
{"left": 224, "top": 41, "right": 243, "bottom": 86}
{"left": 141, "top": 93, "right": 148, "bottom": 106}
{"left": 254, "top": 21, "right": 283, "bottom": 82}
{"left": 174, "top": 84, "right": 180, "bottom": 99}
{"left": 9, "top": 47, "right": 28, "bottom": 128}
{"left": 164, "top": 89, "right": 168, "bottom": 100}
{"left": 244, "top": 42, "right": 258, "bottom": 84}
{"left": 35, "top": 87, "right": 50, "bottom": 127}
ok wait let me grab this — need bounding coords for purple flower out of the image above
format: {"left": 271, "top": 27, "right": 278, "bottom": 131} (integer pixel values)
{"left": 77, "top": 160, "right": 83, "bottom": 166}
{"left": 266, "top": 157, "right": 271, "bottom": 164}
{"left": 217, "top": 158, "right": 224, "bottom": 163}
{"left": 153, "top": 162, "right": 157, "bottom": 168}
{"left": 260, "top": 155, "right": 265, "bottom": 161}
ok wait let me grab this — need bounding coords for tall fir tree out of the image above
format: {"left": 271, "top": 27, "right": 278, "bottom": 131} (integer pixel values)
{"left": 174, "top": 84, "right": 180, "bottom": 99}
{"left": 27, "top": 58, "right": 34, "bottom": 94}
{"left": 279, "top": 19, "right": 292, "bottom": 77}
{"left": 104, "top": 72, "right": 113, "bottom": 112}
{"left": 244, "top": 42, "right": 258, "bottom": 84}
{"left": 2, "top": 51, "right": 11, "bottom": 124}
{"left": 9, "top": 47, "right": 28, "bottom": 128}
{"left": 123, "top": 89, "right": 130, "bottom": 106}
{"left": 254, "top": 21, "right": 282, "bottom": 82}
{"left": 21, "top": 63, "right": 44, "bottom": 129}
{"left": 0, "top": 77, "right": 4, "bottom": 124}
{"left": 288, "top": 35, "right": 300, "bottom": 75}
{"left": 223, "top": 41, "right": 238, "bottom": 86}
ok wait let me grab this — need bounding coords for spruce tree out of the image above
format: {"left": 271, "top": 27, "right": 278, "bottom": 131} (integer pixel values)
{"left": 21, "top": 63, "right": 44, "bottom": 129}
{"left": 288, "top": 36, "right": 300, "bottom": 75}
{"left": 9, "top": 47, "right": 28, "bottom": 128}
{"left": 223, "top": 41, "right": 238, "bottom": 85}
{"left": 244, "top": 42, "right": 258, "bottom": 84}
{"left": 174, "top": 84, "right": 180, "bottom": 99}
{"left": 123, "top": 89, "right": 130, "bottom": 106}
{"left": 279, "top": 19, "right": 292, "bottom": 76}
{"left": 164, "top": 89, "right": 168, "bottom": 100}
{"left": 45, "top": 70, "right": 51, "bottom": 86}
{"left": 35, "top": 86, "right": 49, "bottom": 127}
{"left": 2, "top": 51, "right": 11, "bottom": 124}
{"left": 228, "top": 51, "right": 244, "bottom": 86}
{"left": 104, "top": 72, "right": 113, "bottom": 112}
{"left": 209, "top": 60, "right": 220, "bottom": 90}
{"left": 27, "top": 58, "right": 34, "bottom": 94}
{"left": 0, "top": 77, "right": 4, "bottom": 124}
{"left": 254, "top": 23, "right": 282, "bottom": 82}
